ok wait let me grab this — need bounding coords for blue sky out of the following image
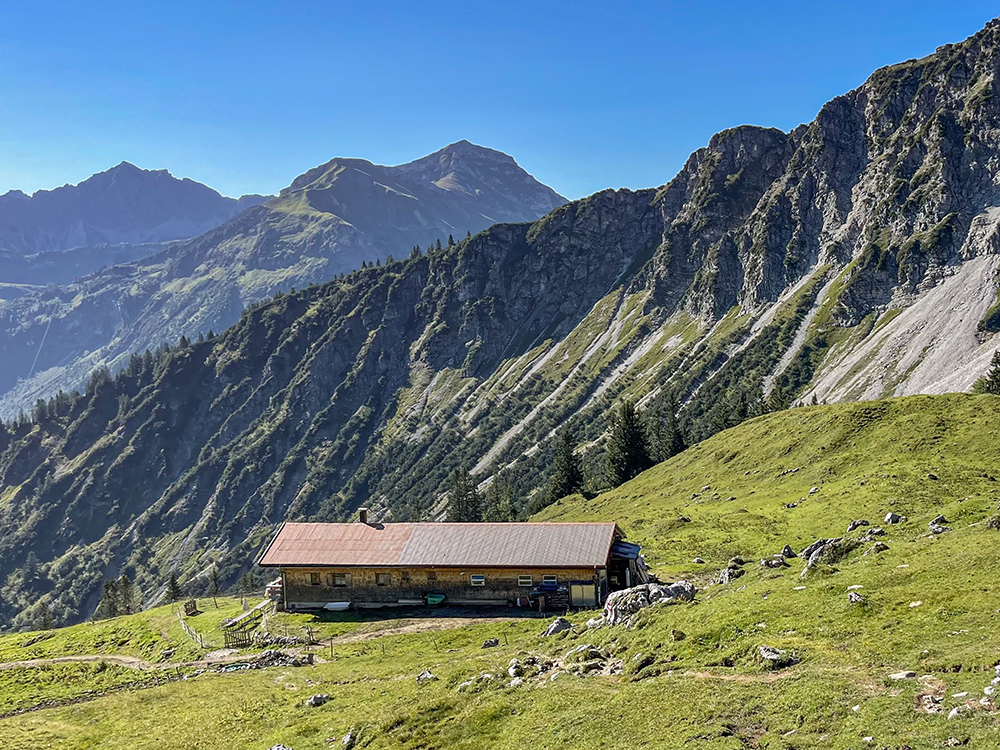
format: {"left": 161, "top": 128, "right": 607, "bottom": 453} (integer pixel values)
{"left": 1, "top": 1, "right": 997, "bottom": 200}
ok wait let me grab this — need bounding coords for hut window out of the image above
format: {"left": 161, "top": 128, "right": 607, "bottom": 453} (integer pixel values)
{"left": 401, "top": 571, "right": 411, "bottom": 584}
{"left": 517, "top": 575, "right": 533, "bottom": 587}
{"left": 426, "top": 571, "right": 437, "bottom": 581}
{"left": 470, "top": 574, "right": 486, "bottom": 587}
{"left": 376, "top": 573, "right": 390, "bottom": 587}
{"left": 542, "top": 574, "right": 558, "bottom": 585}
{"left": 334, "top": 573, "right": 348, "bottom": 587}
{"left": 309, "top": 573, "right": 320, "bottom": 586}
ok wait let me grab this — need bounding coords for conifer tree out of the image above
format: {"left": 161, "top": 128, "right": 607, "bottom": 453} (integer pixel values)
{"left": 118, "top": 573, "right": 136, "bottom": 615}
{"left": 435, "top": 238, "right": 443, "bottom": 251}
{"left": 648, "top": 400, "right": 686, "bottom": 463}
{"left": 95, "top": 578, "right": 120, "bottom": 619}
{"left": 166, "top": 573, "right": 183, "bottom": 602}
{"left": 447, "top": 468, "right": 481, "bottom": 522}
{"left": 548, "top": 429, "right": 584, "bottom": 502}
{"left": 34, "top": 602, "right": 54, "bottom": 631}
{"left": 210, "top": 566, "right": 220, "bottom": 607}
{"left": 23, "top": 551, "right": 39, "bottom": 584}
{"left": 973, "top": 351, "right": 1000, "bottom": 394}
{"left": 605, "top": 400, "right": 653, "bottom": 488}
{"left": 483, "top": 471, "right": 515, "bottom": 522}
{"left": 447, "top": 234, "right": 455, "bottom": 247}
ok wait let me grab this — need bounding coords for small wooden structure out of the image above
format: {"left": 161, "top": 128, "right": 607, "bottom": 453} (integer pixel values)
{"left": 183, "top": 598, "right": 199, "bottom": 616}
{"left": 221, "top": 600, "right": 270, "bottom": 648}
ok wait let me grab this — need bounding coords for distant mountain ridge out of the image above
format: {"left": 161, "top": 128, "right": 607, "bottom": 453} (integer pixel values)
{"left": 0, "top": 142, "right": 567, "bottom": 415}
{"left": 0, "top": 162, "right": 269, "bottom": 255}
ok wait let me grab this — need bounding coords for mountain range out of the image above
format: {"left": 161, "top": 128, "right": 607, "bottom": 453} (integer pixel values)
{"left": 2, "top": 19, "right": 1000, "bottom": 628}
{"left": 0, "top": 163, "right": 270, "bottom": 293}
{"left": 0, "top": 141, "right": 566, "bottom": 417}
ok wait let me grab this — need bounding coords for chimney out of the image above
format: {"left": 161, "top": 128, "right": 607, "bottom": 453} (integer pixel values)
{"left": 358, "top": 507, "right": 369, "bottom": 525}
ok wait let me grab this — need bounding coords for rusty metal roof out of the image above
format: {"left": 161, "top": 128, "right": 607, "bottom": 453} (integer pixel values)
{"left": 258, "top": 522, "right": 415, "bottom": 567}
{"left": 259, "top": 522, "right": 619, "bottom": 569}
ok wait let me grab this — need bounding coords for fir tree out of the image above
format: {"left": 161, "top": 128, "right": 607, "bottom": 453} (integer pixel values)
{"left": 210, "top": 565, "right": 220, "bottom": 607}
{"left": 95, "top": 578, "right": 120, "bottom": 619}
{"left": 447, "top": 234, "right": 455, "bottom": 247}
{"left": 547, "top": 429, "right": 584, "bottom": 502}
{"left": 166, "top": 573, "right": 183, "bottom": 602}
{"left": 34, "top": 602, "right": 54, "bottom": 631}
{"left": 605, "top": 400, "right": 653, "bottom": 488}
{"left": 118, "top": 573, "right": 136, "bottom": 615}
{"left": 447, "top": 468, "right": 481, "bottom": 522}
{"left": 973, "top": 351, "right": 1000, "bottom": 394}
{"left": 483, "top": 471, "right": 515, "bottom": 522}
{"left": 435, "top": 238, "right": 442, "bottom": 251}
{"left": 23, "top": 551, "right": 39, "bottom": 584}
{"left": 647, "top": 400, "right": 686, "bottom": 463}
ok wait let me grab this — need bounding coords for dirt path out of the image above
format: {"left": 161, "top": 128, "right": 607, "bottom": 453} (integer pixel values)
{"left": 0, "top": 650, "right": 268, "bottom": 673}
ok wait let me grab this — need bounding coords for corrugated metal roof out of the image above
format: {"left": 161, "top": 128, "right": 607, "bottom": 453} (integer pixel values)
{"left": 258, "top": 522, "right": 415, "bottom": 567}
{"left": 259, "top": 522, "right": 618, "bottom": 568}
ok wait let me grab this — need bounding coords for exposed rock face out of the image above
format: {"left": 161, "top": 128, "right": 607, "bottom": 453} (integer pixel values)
{"left": 6, "top": 21, "right": 1000, "bottom": 628}
{"left": 0, "top": 142, "right": 566, "bottom": 416}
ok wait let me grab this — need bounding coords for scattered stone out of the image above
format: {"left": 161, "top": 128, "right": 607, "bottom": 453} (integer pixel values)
{"left": 725, "top": 496, "right": 736, "bottom": 502}
{"left": 718, "top": 567, "right": 744, "bottom": 584}
{"left": 889, "top": 671, "right": 917, "bottom": 680}
{"left": 864, "top": 541, "right": 889, "bottom": 556}
{"left": 847, "top": 519, "right": 870, "bottom": 533}
{"left": 985, "top": 685, "right": 996, "bottom": 696}
{"left": 305, "top": 694, "right": 330, "bottom": 707}
{"left": 678, "top": 515, "right": 691, "bottom": 523}
{"left": 927, "top": 473, "right": 939, "bottom": 480}
{"left": 508, "top": 676, "right": 524, "bottom": 688}
{"left": 929, "top": 523, "right": 951, "bottom": 535}
{"left": 781, "top": 544, "right": 797, "bottom": 558}
{"left": 759, "top": 557, "right": 789, "bottom": 569}
{"left": 481, "top": 638, "right": 500, "bottom": 649}
{"left": 947, "top": 706, "right": 965, "bottom": 720}
{"left": 693, "top": 557, "right": 705, "bottom": 564}
{"left": 801, "top": 538, "right": 832, "bottom": 558}
{"left": 269, "top": 746, "right": 295, "bottom": 750}
{"left": 507, "top": 659, "right": 523, "bottom": 678}
{"left": 342, "top": 730, "right": 355, "bottom": 749}
{"left": 670, "top": 629, "right": 686, "bottom": 641}
{"left": 603, "top": 581, "right": 696, "bottom": 627}
{"left": 217, "top": 650, "right": 301, "bottom": 673}
{"left": 952, "top": 692, "right": 969, "bottom": 698}
{"left": 416, "top": 670, "right": 438, "bottom": 683}
{"left": 585, "top": 616, "right": 605, "bottom": 629}
{"left": 809, "top": 487, "right": 820, "bottom": 494}
{"left": 884, "top": 512, "right": 906, "bottom": 524}
{"left": 848, "top": 592, "right": 865, "bottom": 604}
{"left": 784, "top": 502, "right": 798, "bottom": 509}
{"left": 910, "top": 601, "right": 922, "bottom": 608}
{"left": 793, "top": 586, "right": 806, "bottom": 591}
{"left": 702, "top": 485, "right": 711, "bottom": 491}
{"left": 756, "top": 645, "right": 800, "bottom": 670}
{"left": 944, "top": 738, "right": 968, "bottom": 747}
{"left": 541, "top": 617, "right": 572, "bottom": 637}
{"left": 729, "top": 556, "right": 746, "bottom": 566}
{"left": 864, "top": 527, "right": 886, "bottom": 538}
{"left": 848, "top": 584, "right": 864, "bottom": 590}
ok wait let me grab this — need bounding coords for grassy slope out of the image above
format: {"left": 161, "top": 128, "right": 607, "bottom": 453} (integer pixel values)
{"left": 5, "top": 394, "right": 1000, "bottom": 748}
